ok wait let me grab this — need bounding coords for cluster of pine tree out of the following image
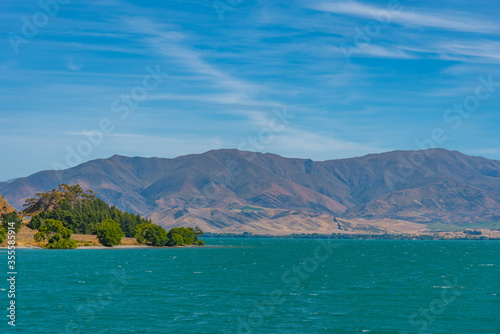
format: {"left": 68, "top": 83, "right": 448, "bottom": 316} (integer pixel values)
{"left": 27, "top": 185, "right": 151, "bottom": 237}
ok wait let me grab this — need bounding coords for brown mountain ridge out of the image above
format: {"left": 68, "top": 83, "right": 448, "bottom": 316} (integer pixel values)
{"left": 1, "top": 148, "right": 500, "bottom": 233}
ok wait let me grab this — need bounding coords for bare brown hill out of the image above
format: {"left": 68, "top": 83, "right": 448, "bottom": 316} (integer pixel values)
{"left": 1, "top": 149, "right": 500, "bottom": 233}
{"left": 0, "top": 194, "right": 15, "bottom": 215}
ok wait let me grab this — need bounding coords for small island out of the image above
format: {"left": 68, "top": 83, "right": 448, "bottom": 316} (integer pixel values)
{"left": 0, "top": 184, "right": 204, "bottom": 249}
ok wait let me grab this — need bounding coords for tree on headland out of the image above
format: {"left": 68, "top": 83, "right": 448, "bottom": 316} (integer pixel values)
{"left": 194, "top": 226, "right": 203, "bottom": 239}
{"left": 34, "top": 219, "right": 78, "bottom": 249}
{"left": 135, "top": 223, "right": 168, "bottom": 246}
{"left": 0, "top": 227, "right": 6, "bottom": 244}
{"left": 193, "top": 226, "right": 205, "bottom": 245}
{"left": 169, "top": 233, "right": 184, "bottom": 246}
{"left": 1, "top": 212, "right": 23, "bottom": 233}
{"left": 0, "top": 211, "right": 23, "bottom": 245}
{"left": 26, "top": 184, "right": 152, "bottom": 236}
{"left": 96, "top": 219, "right": 124, "bottom": 247}
{"left": 23, "top": 184, "right": 205, "bottom": 247}
{"left": 166, "top": 227, "right": 197, "bottom": 246}
{"left": 23, "top": 184, "right": 95, "bottom": 215}
{"left": 135, "top": 223, "right": 205, "bottom": 247}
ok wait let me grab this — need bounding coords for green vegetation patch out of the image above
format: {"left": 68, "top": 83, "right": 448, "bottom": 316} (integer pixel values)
{"left": 135, "top": 224, "right": 204, "bottom": 246}
{"left": 34, "top": 219, "right": 78, "bottom": 249}
{"left": 24, "top": 184, "right": 205, "bottom": 248}
{"left": 239, "top": 205, "right": 264, "bottom": 211}
{"left": 96, "top": 219, "right": 124, "bottom": 247}
{"left": 427, "top": 221, "right": 500, "bottom": 231}
{"left": 26, "top": 184, "right": 151, "bottom": 237}
{"left": 0, "top": 212, "right": 23, "bottom": 244}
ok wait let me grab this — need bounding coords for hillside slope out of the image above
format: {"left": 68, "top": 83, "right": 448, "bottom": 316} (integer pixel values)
{"left": 2, "top": 149, "right": 500, "bottom": 232}
{"left": 0, "top": 195, "right": 15, "bottom": 215}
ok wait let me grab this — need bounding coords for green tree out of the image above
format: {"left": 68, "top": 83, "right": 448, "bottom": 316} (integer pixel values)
{"left": 44, "top": 233, "right": 78, "bottom": 249}
{"left": 23, "top": 184, "right": 95, "bottom": 215}
{"left": 169, "top": 233, "right": 184, "bottom": 246}
{"left": 193, "top": 226, "right": 204, "bottom": 241}
{"left": 28, "top": 215, "right": 43, "bottom": 230}
{"left": 1, "top": 212, "right": 23, "bottom": 233}
{"left": 134, "top": 223, "right": 149, "bottom": 244}
{"left": 26, "top": 186, "right": 151, "bottom": 237}
{"left": 96, "top": 219, "right": 124, "bottom": 247}
{"left": 135, "top": 223, "right": 168, "bottom": 246}
{"left": 0, "top": 227, "right": 6, "bottom": 244}
{"left": 192, "top": 226, "right": 204, "bottom": 245}
{"left": 34, "top": 219, "right": 77, "bottom": 249}
{"left": 167, "top": 227, "right": 195, "bottom": 246}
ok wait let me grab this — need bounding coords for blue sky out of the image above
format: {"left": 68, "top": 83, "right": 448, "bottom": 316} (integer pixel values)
{"left": 1, "top": 0, "right": 500, "bottom": 180}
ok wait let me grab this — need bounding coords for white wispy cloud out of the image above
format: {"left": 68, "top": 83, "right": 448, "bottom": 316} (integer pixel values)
{"left": 310, "top": 1, "right": 500, "bottom": 34}
{"left": 437, "top": 41, "right": 500, "bottom": 62}
{"left": 67, "top": 56, "right": 84, "bottom": 71}
{"left": 116, "top": 12, "right": 386, "bottom": 160}
{"left": 146, "top": 92, "right": 277, "bottom": 108}
{"left": 268, "top": 127, "right": 386, "bottom": 160}
{"left": 122, "top": 16, "right": 260, "bottom": 94}
{"left": 389, "top": 39, "right": 500, "bottom": 64}
{"left": 333, "top": 44, "right": 416, "bottom": 59}
{"left": 245, "top": 107, "right": 385, "bottom": 160}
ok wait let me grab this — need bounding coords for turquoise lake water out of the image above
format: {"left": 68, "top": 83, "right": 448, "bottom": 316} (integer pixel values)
{"left": 1, "top": 239, "right": 499, "bottom": 333}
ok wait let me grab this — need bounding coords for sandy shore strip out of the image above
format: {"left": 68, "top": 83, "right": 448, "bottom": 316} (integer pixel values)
{"left": 1, "top": 244, "right": 204, "bottom": 250}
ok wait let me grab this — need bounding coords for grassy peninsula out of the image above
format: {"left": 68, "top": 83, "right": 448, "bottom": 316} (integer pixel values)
{"left": 1, "top": 184, "right": 204, "bottom": 249}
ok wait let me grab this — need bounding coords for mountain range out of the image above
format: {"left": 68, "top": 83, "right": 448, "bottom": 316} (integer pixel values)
{"left": 1, "top": 148, "right": 500, "bottom": 234}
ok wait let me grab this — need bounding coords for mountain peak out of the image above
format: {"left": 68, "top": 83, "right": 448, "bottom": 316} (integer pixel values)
{"left": 1, "top": 149, "right": 500, "bottom": 233}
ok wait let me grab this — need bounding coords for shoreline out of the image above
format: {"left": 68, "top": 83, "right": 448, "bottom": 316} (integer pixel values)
{"left": 202, "top": 231, "right": 500, "bottom": 240}
{"left": 0, "top": 244, "right": 205, "bottom": 250}
{"left": 2, "top": 237, "right": 499, "bottom": 250}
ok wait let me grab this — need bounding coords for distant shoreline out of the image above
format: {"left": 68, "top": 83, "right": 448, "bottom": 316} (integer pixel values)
{"left": 0, "top": 244, "right": 204, "bottom": 250}
{"left": 203, "top": 233, "right": 500, "bottom": 240}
